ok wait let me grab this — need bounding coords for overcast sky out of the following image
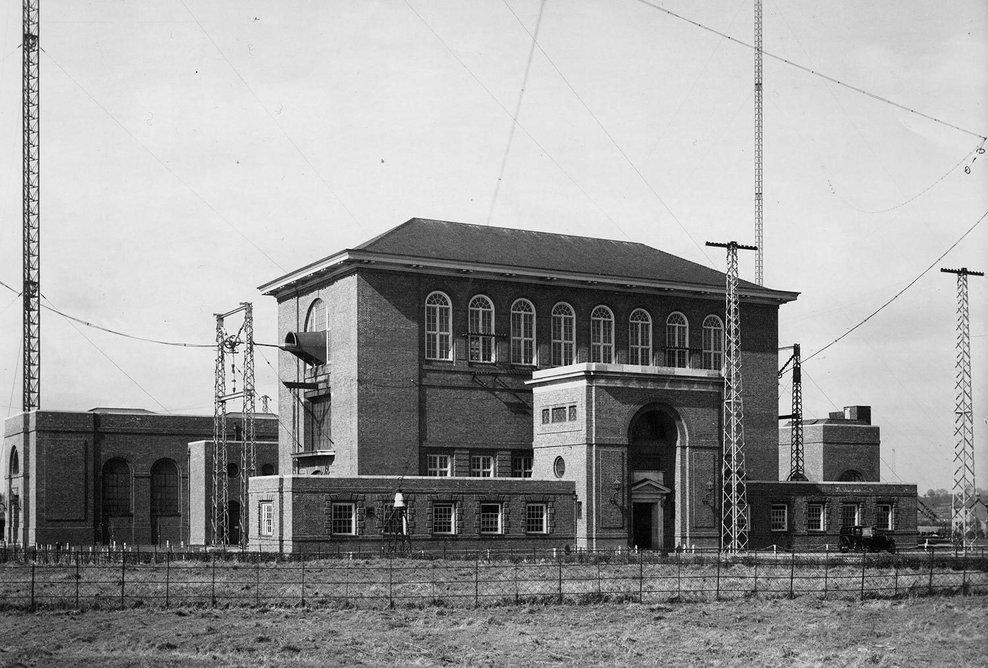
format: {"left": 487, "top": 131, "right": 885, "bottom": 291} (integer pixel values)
{"left": 0, "top": 1, "right": 985, "bottom": 493}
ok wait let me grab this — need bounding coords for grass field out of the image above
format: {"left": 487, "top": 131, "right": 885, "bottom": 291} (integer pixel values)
{"left": 0, "top": 595, "right": 984, "bottom": 666}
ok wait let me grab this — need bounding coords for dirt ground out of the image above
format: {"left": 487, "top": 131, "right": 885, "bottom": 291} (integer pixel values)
{"left": 0, "top": 595, "right": 984, "bottom": 667}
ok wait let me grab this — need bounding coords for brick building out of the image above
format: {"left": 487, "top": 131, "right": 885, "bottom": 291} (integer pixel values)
{"left": 2, "top": 408, "right": 277, "bottom": 547}
{"left": 250, "top": 217, "right": 914, "bottom": 553}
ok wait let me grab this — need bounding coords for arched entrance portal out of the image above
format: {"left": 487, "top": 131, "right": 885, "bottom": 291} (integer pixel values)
{"left": 628, "top": 407, "right": 678, "bottom": 550}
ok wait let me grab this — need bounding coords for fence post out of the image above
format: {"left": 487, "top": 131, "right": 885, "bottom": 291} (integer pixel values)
{"left": 823, "top": 548, "right": 829, "bottom": 599}
{"left": 120, "top": 556, "right": 126, "bottom": 609}
{"left": 300, "top": 552, "right": 306, "bottom": 606}
{"left": 961, "top": 554, "right": 968, "bottom": 596}
{"left": 256, "top": 551, "right": 261, "bottom": 606}
{"left": 75, "top": 552, "right": 81, "bottom": 609}
{"left": 789, "top": 550, "right": 795, "bottom": 599}
{"left": 474, "top": 555, "right": 479, "bottom": 608}
{"left": 30, "top": 562, "right": 35, "bottom": 610}
{"left": 165, "top": 551, "right": 171, "bottom": 608}
{"left": 211, "top": 552, "right": 217, "bottom": 607}
{"left": 387, "top": 555, "right": 393, "bottom": 609}
{"left": 638, "top": 551, "right": 643, "bottom": 603}
{"left": 752, "top": 559, "right": 758, "bottom": 596}
{"left": 892, "top": 554, "right": 898, "bottom": 598}
{"left": 859, "top": 550, "right": 866, "bottom": 601}
{"left": 676, "top": 553, "right": 681, "bottom": 600}
{"left": 715, "top": 553, "right": 721, "bottom": 601}
{"left": 514, "top": 561, "right": 519, "bottom": 604}
{"left": 559, "top": 556, "right": 564, "bottom": 604}
{"left": 928, "top": 549, "right": 934, "bottom": 596}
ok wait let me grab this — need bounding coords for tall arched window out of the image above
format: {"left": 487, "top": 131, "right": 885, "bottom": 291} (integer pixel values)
{"left": 150, "top": 459, "right": 179, "bottom": 515}
{"left": 665, "top": 312, "right": 689, "bottom": 367}
{"left": 510, "top": 299, "right": 536, "bottom": 365}
{"left": 8, "top": 447, "right": 18, "bottom": 476}
{"left": 101, "top": 459, "right": 132, "bottom": 516}
{"left": 424, "top": 292, "right": 452, "bottom": 360}
{"left": 304, "top": 298, "right": 326, "bottom": 332}
{"left": 468, "top": 295, "right": 495, "bottom": 362}
{"left": 701, "top": 315, "right": 724, "bottom": 371}
{"left": 591, "top": 306, "right": 615, "bottom": 363}
{"left": 629, "top": 309, "right": 652, "bottom": 366}
{"left": 551, "top": 303, "right": 575, "bottom": 366}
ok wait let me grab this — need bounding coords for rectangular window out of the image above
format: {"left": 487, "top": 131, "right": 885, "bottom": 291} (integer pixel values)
{"left": 551, "top": 406, "right": 566, "bottom": 423}
{"left": 470, "top": 455, "right": 494, "bottom": 478}
{"left": 541, "top": 409, "right": 550, "bottom": 425}
{"left": 304, "top": 395, "right": 332, "bottom": 452}
{"left": 568, "top": 405, "right": 577, "bottom": 421}
{"left": 331, "top": 502, "right": 356, "bottom": 535}
{"left": 807, "top": 503, "right": 825, "bottom": 531}
{"left": 876, "top": 503, "right": 894, "bottom": 531}
{"left": 840, "top": 503, "right": 860, "bottom": 528}
{"left": 426, "top": 454, "right": 451, "bottom": 477}
{"left": 432, "top": 503, "right": 456, "bottom": 535}
{"left": 479, "top": 503, "right": 502, "bottom": 534}
{"left": 512, "top": 455, "right": 533, "bottom": 478}
{"left": 770, "top": 504, "right": 788, "bottom": 532}
{"left": 526, "top": 503, "right": 548, "bottom": 534}
{"left": 258, "top": 501, "right": 274, "bottom": 537}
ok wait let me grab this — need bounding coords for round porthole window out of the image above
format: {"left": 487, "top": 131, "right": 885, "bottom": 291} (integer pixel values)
{"left": 226, "top": 463, "right": 239, "bottom": 479}
{"left": 553, "top": 456, "right": 566, "bottom": 478}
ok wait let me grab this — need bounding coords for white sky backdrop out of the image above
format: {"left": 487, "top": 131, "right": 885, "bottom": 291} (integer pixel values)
{"left": 0, "top": 1, "right": 985, "bottom": 493}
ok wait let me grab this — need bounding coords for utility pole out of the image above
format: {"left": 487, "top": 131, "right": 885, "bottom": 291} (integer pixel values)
{"left": 940, "top": 267, "right": 982, "bottom": 548}
{"left": 23, "top": 0, "right": 41, "bottom": 412}
{"left": 753, "top": 0, "right": 764, "bottom": 286}
{"left": 707, "top": 241, "right": 758, "bottom": 553}
{"left": 779, "top": 344, "right": 806, "bottom": 481}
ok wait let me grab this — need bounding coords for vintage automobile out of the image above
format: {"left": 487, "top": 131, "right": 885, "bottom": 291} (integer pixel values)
{"left": 838, "top": 525, "right": 896, "bottom": 553}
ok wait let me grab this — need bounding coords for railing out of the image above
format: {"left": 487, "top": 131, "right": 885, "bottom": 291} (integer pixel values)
{"left": 0, "top": 547, "right": 984, "bottom": 610}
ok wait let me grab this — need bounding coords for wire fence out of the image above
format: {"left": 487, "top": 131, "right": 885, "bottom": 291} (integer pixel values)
{"left": 0, "top": 547, "right": 985, "bottom": 610}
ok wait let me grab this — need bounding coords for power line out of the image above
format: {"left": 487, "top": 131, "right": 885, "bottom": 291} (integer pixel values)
{"left": 804, "top": 209, "right": 988, "bottom": 364}
{"left": 402, "top": 0, "right": 637, "bottom": 244}
{"left": 500, "top": 0, "right": 714, "bottom": 264}
{"left": 488, "top": 0, "right": 547, "bottom": 225}
{"left": 630, "top": 0, "right": 988, "bottom": 141}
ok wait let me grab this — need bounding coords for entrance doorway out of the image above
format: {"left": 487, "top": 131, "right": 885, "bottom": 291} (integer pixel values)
{"left": 628, "top": 407, "right": 679, "bottom": 549}
{"left": 633, "top": 503, "right": 654, "bottom": 549}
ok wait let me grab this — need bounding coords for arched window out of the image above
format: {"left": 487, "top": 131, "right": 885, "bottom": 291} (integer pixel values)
{"left": 101, "top": 459, "right": 132, "bottom": 516}
{"left": 838, "top": 469, "right": 864, "bottom": 482}
{"left": 591, "top": 306, "right": 615, "bottom": 363}
{"left": 551, "top": 303, "right": 576, "bottom": 366}
{"left": 468, "top": 295, "right": 495, "bottom": 362}
{"left": 304, "top": 298, "right": 326, "bottom": 332}
{"left": 510, "top": 299, "right": 536, "bottom": 365}
{"left": 8, "top": 447, "right": 18, "bottom": 476}
{"left": 701, "top": 315, "right": 724, "bottom": 371}
{"left": 150, "top": 459, "right": 179, "bottom": 515}
{"left": 629, "top": 309, "right": 652, "bottom": 366}
{"left": 424, "top": 292, "right": 452, "bottom": 360}
{"left": 665, "top": 312, "right": 689, "bottom": 368}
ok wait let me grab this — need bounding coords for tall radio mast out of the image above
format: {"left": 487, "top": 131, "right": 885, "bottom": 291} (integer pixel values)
{"left": 754, "top": 0, "right": 764, "bottom": 286}
{"left": 23, "top": 0, "right": 42, "bottom": 412}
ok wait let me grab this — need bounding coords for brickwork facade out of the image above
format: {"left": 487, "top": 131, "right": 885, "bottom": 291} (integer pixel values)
{"left": 2, "top": 410, "right": 278, "bottom": 547}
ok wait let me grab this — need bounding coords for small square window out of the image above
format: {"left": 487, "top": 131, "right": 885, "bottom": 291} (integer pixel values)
{"left": 526, "top": 503, "right": 548, "bottom": 534}
{"left": 568, "top": 405, "right": 577, "bottom": 421}
{"left": 551, "top": 407, "right": 566, "bottom": 423}
{"left": 770, "top": 504, "right": 788, "bottom": 532}
{"left": 331, "top": 502, "right": 356, "bottom": 535}
{"left": 427, "top": 454, "right": 451, "bottom": 477}
{"left": 541, "top": 409, "right": 550, "bottom": 425}
{"left": 807, "top": 503, "right": 825, "bottom": 532}
{"left": 258, "top": 501, "right": 274, "bottom": 537}
{"left": 432, "top": 503, "right": 456, "bottom": 535}
{"left": 512, "top": 455, "right": 533, "bottom": 478}
{"left": 479, "top": 503, "right": 502, "bottom": 534}
{"left": 470, "top": 455, "right": 494, "bottom": 478}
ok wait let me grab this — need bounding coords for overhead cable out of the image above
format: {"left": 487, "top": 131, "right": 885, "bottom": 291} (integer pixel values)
{"left": 804, "top": 208, "right": 988, "bottom": 364}
{"left": 631, "top": 0, "right": 987, "bottom": 141}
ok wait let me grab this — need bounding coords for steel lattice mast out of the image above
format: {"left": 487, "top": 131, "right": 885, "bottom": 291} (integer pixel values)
{"left": 753, "top": 0, "right": 764, "bottom": 286}
{"left": 22, "top": 0, "right": 41, "bottom": 412}
{"left": 779, "top": 344, "right": 806, "bottom": 481}
{"left": 941, "top": 267, "right": 982, "bottom": 546}
{"left": 211, "top": 303, "right": 257, "bottom": 548}
{"left": 707, "top": 241, "right": 757, "bottom": 553}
